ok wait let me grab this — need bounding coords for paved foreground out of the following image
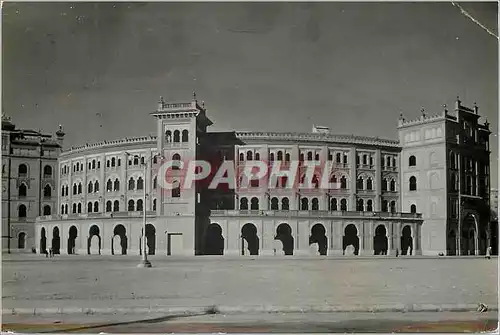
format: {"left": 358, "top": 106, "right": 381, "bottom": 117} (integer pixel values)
{"left": 2, "top": 311, "right": 498, "bottom": 333}
{"left": 2, "top": 255, "right": 498, "bottom": 314}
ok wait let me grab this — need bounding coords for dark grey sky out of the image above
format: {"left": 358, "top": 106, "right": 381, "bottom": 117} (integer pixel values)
{"left": 3, "top": 2, "right": 498, "bottom": 185}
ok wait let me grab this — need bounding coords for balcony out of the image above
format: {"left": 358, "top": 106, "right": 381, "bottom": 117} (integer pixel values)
{"left": 209, "top": 210, "right": 422, "bottom": 219}
{"left": 36, "top": 211, "right": 157, "bottom": 222}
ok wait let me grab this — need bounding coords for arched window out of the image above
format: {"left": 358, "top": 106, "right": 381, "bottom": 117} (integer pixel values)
{"left": 78, "top": 183, "right": 82, "bottom": 194}
{"left": 366, "top": 178, "right": 373, "bottom": 190}
{"left": 43, "top": 184, "right": 52, "bottom": 197}
{"left": 43, "top": 165, "right": 52, "bottom": 177}
{"left": 113, "top": 200, "right": 119, "bottom": 212}
{"left": 92, "top": 160, "right": 96, "bottom": 169}
{"left": 61, "top": 204, "right": 65, "bottom": 214}
{"left": 315, "top": 153, "right": 320, "bottom": 161}
{"left": 128, "top": 200, "right": 135, "bottom": 211}
{"left": 362, "top": 155, "right": 367, "bottom": 165}
{"left": 357, "top": 199, "right": 364, "bottom": 211}
{"left": 250, "top": 197, "right": 259, "bottom": 210}
{"left": 182, "top": 130, "right": 189, "bottom": 142}
{"left": 128, "top": 178, "right": 135, "bottom": 190}
{"left": 41, "top": 209, "right": 55, "bottom": 223}
{"left": 330, "top": 198, "right": 338, "bottom": 211}
{"left": 285, "top": 153, "right": 291, "bottom": 161}
{"left": 87, "top": 202, "right": 93, "bottom": 213}
{"left": 172, "top": 153, "right": 181, "bottom": 170}
{"left": 410, "top": 204, "right": 417, "bottom": 213}
{"left": 73, "top": 203, "right": 77, "bottom": 213}
{"left": 271, "top": 197, "right": 279, "bottom": 210}
{"left": 357, "top": 177, "right": 364, "bottom": 190}
{"left": 107, "top": 179, "right": 113, "bottom": 192}
{"left": 311, "top": 198, "right": 319, "bottom": 210}
{"left": 299, "top": 153, "right": 304, "bottom": 162}
{"left": 340, "top": 176, "right": 347, "bottom": 189}
{"left": 382, "top": 178, "right": 387, "bottom": 191}
{"left": 165, "top": 130, "right": 172, "bottom": 142}
{"left": 386, "top": 156, "right": 391, "bottom": 167}
{"left": 307, "top": 152, "right": 313, "bottom": 161}
{"left": 61, "top": 185, "right": 65, "bottom": 196}
{"left": 336, "top": 153, "right": 342, "bottom": 163}
{"left": 136, "top": 199, "right": 143, "bottom": 211}
{"left": 340, "top": 199, "right": 347, "bottom": 211}
{"left": 390, "top": 179, "right": 396, "bottom": 192}
{"left": 312, "top": 175, "right": 319, "bottom": 188}
{"left": 88, "top": 182, "right": 93, "bottom": 193}
{"left": 173, "top": 130, "right": 180, "bottom": 142}
{"left": 390, "top": 201, "right": 396, "bottom": 213}
{"left": 409, "top": 155, "right": 416, "bottom": 167}
{"left": 73, "top": 184, "right": 77, "bottom": 195}
{"left": 172, "top": 185, "right": 181, "bottom": 198}
{"left": 301, "top": 198, "right": 309, "bottom": 210}
{"left": 409, "top": 176, "right": 417, "bottom": 191}
{"left": 239, "top": 153, "right": 244, "bottom": 161}
{"left": 106, "top": 160, "right": 110, "bottom": 168}
{"left": 255, "top": 152, "right": 260, "bottom": 161}
{"left": 111, "top": 157, "right": 116, "bottom": 167}
{"left": 18, "top": 204, "right": 27, "bottom": 218}
{"left": 281, "top": 197, "right": 289, "bottom": 210}
{"left": 137, "top": 177, "right": 144, "bottom": 190}
{"left": 382, "top": 200, "right": 388, "bottom": 212}
{"left": 114, "top": 179, "right": 120, "bottom": 191}
{"left": 77, "top": 203, "right": 82, "bottom": 213}
{"left": 153, "top": 176, "right": 157, "bottom": 189}
{"left": 240, "top": 197, "right": 248, "bottom": 210}
{"left": 18, "top": 164, "right": 28, "bottom": 177}
{"left": 106, "top": 201, "right": 112, "bottom": 212}
{"left": 277, "top": 151, "right": 283, "bottom": 161}
{"left": 366, "top": 200, "right": 373, "bottom": 212}
{"left": 133, "top": 157, "right": 139, "bottom": 165}
{"left": 330, "top": 175, "right": 338, "bottom": 184}
{"left": 153, "top": 199, "right": 157, "bottom": 211}
{"left": 246, "top": 151, "right": 253, "bottom": 161}
{"left": 94, "top": 201, "right": 99, "bottom": 212}
{"left": 94, "top": 181, "right": 99, "bottom": 192}
{"left": 19, "top": 183, "right": 27, "bottom": 197}
{"left": 64, "top": 204, "right": 68, "bottom": 214}
{"left": 88, "top": 162, "right": 91, "bottom": 170}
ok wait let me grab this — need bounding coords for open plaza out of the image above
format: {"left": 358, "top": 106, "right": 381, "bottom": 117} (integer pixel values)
{"left": 2, "top": 255, "right": 498, "bottom": 315}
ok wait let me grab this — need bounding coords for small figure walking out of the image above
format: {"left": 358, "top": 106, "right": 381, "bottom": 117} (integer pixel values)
{"left": 395, "top": 249, "right": 399, "bottom": 257}
{"left": 44, "top": 249, "right": 49, "bottom": 258}
{"left": 49, "top": 248, "right": 53, "bottom": 258}
{"left": 486, "top": 246, "right": 492, "bottom": 259}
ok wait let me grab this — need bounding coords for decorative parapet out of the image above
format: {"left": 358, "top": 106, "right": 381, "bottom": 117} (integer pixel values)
{"left": 61, "top": 135, "right": 157, "bottom": 156}
{"left": 235, "top": 131, "right": 400, "bottom": 148}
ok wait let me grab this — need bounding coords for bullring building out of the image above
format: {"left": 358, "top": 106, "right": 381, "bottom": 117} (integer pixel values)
{"left": 34, "top": 95, "right": 493, "bottom": 257}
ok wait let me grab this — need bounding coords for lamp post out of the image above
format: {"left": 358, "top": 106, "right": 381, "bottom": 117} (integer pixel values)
{"left": 126, "top": 152, "right": 163, "bottom": 268}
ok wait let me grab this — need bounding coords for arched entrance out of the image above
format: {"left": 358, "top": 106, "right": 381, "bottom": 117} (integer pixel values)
{"left": 67, "top": 226, "right": 77, "bottom": 254}
{"left": 400, "top": 225, "right": 413, "bottom": 255}
{"left": 373, "top": 225, "right": 388, "bottom": 255}
{"left": 40, "top": 228, "right": 47, "bottom": 254}
{"left": 462, "top": 215, "right": 477, "bottom": 255}
{"left": 309, "top": 224, "right": 327, "bottom": 255}
{"left": 275, "top": 223, "right": 294, "bottom": 255}
{"left": 343, "top": 224, "right": 359, "bottom": 255}
{"left": 18, "top": 232, "right": 26, "bottom": 249}
{"left": 204, "top": 223, "right": 224, "bottom": 255}
{"left": 88, "top": 225, "right": 101, "bottom": 255}
{"left": 112, "top": 224, "right": 127, "bottom": 255}
{"left": 51, "top": 227, "right": 60, "bottom": 254}
{"left": 144, "top": 224, "right": 156, "bottom": 255}
{"left": 241, "top": 223, "right": 259, "bottom": 255}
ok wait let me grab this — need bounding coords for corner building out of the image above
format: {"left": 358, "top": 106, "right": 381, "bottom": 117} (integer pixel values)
{"left": 35, "top": 96, "right": 492, "bottom": 256}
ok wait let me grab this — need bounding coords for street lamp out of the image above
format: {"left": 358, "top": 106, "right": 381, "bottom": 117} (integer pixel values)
{"left": 125, "top": 152, "right": 164, "bottom": 268}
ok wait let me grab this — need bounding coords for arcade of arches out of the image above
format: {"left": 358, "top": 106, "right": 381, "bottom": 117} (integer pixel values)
{"left": 446, "top": 213, "right": 490, "bottom": 256}
{"left": 203, "top": 220, "right": 422, "bottom": 256}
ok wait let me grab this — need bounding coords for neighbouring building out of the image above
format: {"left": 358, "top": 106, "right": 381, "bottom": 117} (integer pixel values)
{"left": 33, "top": 95, "right": 492, "bottom": 257}
{"left": 490, "top": 188, "right": 498, "bottom": 255}
{"left": 2, "top": 113, "right": 64, "bottom": 252}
